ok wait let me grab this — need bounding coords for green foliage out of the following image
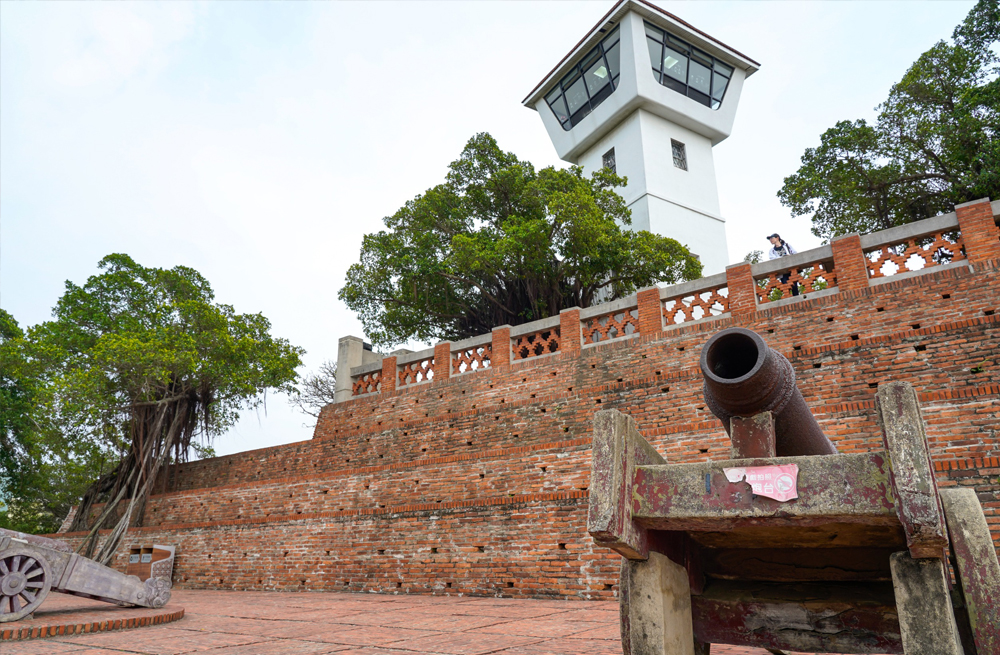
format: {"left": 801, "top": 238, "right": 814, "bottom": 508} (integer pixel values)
{"left": 779, "top": 0, "right": 1000, "bottom": 241}
{"left": 340, "top": 133, "right": 703, "bottom": 348}
{"left": 31, "top": 254, "right": 303, "bottom": 447}
{"left": 743, "top": 250, "right": 764, "bottom": 264}
{"left": 5, "top": 254, "right": 302, "bottom": 543}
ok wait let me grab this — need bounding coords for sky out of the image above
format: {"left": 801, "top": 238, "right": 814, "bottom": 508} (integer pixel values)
{"left": 1, "top": 0, "right": 977, "bottom": 457}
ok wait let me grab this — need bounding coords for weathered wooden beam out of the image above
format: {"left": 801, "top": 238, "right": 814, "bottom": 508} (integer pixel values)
{"left": 588, "top": 410, "right": 666, "bottom": 560}
{"left": 940, "top": 488, "right": 1000, "bottom": 655}
{"left": 876, "top": 381, "right": 948, "bottom": 559}
{"left": 889, "top": 551, "right": 964, "bottom": 654}
{"left": 688, "top": 523, "right": 906, "bottom": 550}
{"left": 620, "top": 551, "right": 697, "bottom": 655}
{"left": 690, "top": 579, "right": 902, "bottom": 653}
{"left": 631, "top": 452, "right": 898, "bottom": 531}
{"left": 729, "top": 411, "right": 776, "bottom": 459}
{"left": 701, "top": 547, "right": 896, "bottom": 583}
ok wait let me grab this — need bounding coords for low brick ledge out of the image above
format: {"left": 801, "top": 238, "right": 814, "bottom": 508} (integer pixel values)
{"left": 0, "top": 606, "right": 184, "bottom": 641}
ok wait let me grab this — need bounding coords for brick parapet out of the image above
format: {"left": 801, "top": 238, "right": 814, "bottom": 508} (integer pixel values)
{"left": 433, "top": 342, "right": 451, "bottom": 381}
{"left": 636, "top": 286, "right": 663, "bottom": 335}
{"left": 380, "top": 355, "right": 397, "bottom": 394}
{"left": 956, "top": 198, "right": 1000, "bottom": 263}
{"left": 491, "top": 325, "right": 512, "bottom": 369}
{"left": 724, "top": 262, "right": 757, "bottom": 315}
{"left": 559, "top": 308, "right": 582, "bottom": 355}
{"left": 830, "top": 234, "right": 870, "bottom": 291}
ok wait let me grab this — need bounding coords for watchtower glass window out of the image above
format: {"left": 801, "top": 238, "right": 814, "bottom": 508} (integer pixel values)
{"left": 644, "top": 22, "right": 733, "bottom": 109}
{"left": 544, "top": 26, "right": 621, "bottom": 130}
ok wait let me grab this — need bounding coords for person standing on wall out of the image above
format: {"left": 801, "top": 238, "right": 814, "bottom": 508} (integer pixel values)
{"left": 767, "top": 233, "right": 799, "bottom": 296}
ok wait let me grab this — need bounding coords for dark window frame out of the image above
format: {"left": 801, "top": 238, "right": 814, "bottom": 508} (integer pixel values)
{"left": 644, "top": 21, "right": 733, "bottom": 110}
{"left": 602, "top": 147, "right": 616, "bottom": 174}
{"left": 671, "top": 140, "right": 687, "bottom": 171}
{"left": 544, "top": 26, "right": 621, "bottom": 131}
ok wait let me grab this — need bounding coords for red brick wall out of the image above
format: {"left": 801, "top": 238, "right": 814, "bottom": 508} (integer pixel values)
{"left": 58, "top": 256, "right": 1000, "bottom": 599}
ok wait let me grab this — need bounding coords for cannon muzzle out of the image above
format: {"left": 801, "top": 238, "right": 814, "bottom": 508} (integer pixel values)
{"left": 700, "top": 327, "right": 837, "bottom": 457}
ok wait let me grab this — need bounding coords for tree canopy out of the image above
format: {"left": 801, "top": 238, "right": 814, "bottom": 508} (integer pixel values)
{"left": 8, "top": 254, "right": 302, "bottom": 556}
{"left": 778, "top": 0, "right": 999, "bottom": 241}
{"left": 339, "top": 133, "right": 703, "bottom": 348}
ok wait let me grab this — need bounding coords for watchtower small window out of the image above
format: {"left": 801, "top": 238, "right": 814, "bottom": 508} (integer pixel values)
{"left": 671, "top": 140, "right": 687, "bottom": 170}
{"left": 602, "top": 148, "right": 616, "bottom": 174}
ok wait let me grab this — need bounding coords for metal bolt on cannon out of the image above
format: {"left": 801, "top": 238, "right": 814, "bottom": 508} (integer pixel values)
{"left": 587, "top": 327, "right": 999, "bottom": 655}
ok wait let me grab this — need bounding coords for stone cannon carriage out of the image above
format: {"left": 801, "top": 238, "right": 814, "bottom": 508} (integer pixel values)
{"left": 0, "top": 530, "right": 171, "bottom": 622}
{"left": 588, "top": 328, "right": 998, "bottom": 655}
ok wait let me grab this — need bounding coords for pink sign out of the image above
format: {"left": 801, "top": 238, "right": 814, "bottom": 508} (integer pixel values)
{"left": 723, "top": 464, "right": 799, "bottom": 502}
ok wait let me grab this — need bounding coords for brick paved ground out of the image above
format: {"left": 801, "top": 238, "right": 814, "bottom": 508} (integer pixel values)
{"left": 2, "top": 590, "right": 818, "bottom": 654}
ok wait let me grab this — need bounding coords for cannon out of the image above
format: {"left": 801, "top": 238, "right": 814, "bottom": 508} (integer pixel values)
{"left": 588, "top": 327, "right": 999, "bottom": 655}
{"left": 0, "top": 529, "right": 171, "bottom": 622}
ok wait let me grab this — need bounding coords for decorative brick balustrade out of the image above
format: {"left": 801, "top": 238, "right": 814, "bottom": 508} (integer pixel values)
{"left": 397, "top": 351, "right": 436, "bottom": 387}
{"left": 351, "top": 370, "right": 382, "bottom": 396}
{"left": 451, "top": 335, "right": 492, "bottom": 375}
{"left": 661, "top": 273, "right": 729, "bottom": 325}
{"left": 865, "top": 230, "right": 964, "bottom": 279}
{"left": 511, "top": 320, "right": 561, "bottom": 361}
{"left": 346, "top": 200, "right": 999, "bottom": 399}
{"left": 581, "top": 302, "right": 639, "bottom": 345}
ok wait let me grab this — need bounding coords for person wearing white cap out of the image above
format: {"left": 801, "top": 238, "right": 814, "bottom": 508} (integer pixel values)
{"left": 767, "top": 233, "right": 797, "bottom": 260}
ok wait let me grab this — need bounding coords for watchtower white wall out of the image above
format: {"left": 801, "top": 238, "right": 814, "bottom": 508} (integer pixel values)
{"left": 528, "top": 7, "right": 756, "bottom": 276}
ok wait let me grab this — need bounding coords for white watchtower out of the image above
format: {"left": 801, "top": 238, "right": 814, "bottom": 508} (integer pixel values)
{"left": 522, "top": 0, "right": 759, "bottom": 275}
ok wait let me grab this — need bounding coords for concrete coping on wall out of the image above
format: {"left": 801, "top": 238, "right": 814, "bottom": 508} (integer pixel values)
{"left": 658, "top": 272, "right": 729, "bottom": 300}
{"left": 858, "top": 211, "right": 961, "bottom": 249}
{"left": 756, "top": 286, "right": 841, "bottom": 310}
{"left": 396, "top": 346, "right": 436, "bottom": 366}
{"left": 510, "top": 314, "right": 561, "bottom": 338}
{"left": 751, "top": 244, "right": 835, "bottom": 277}
{"left": 351, "top": 360, "right": 383, "bottom": 376}
{"left": 449, "top": 333, "right": 492, "bottom": 353}
{"left": 579, "top": 296, "right": 638, "bottom": 320}
{"left": 953, "top": 197, "right": 993, "bottom": 210}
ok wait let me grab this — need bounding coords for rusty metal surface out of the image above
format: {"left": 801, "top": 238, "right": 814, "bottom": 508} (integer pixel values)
{"left": 729, "top": 411, "right": 776, "bottom": 459}
{"left": 587, "top": 409, "right": 665, "bottom": 560}
{"left": 700, "top": 328, "right": 837, "bottom": 457}
{"left": 631, "top": 452, "right": 898, "bottom": 531}
{"left": 876, "top": 381, "right": 949, "bottom": 559}
{"left": 941, "top": 488, "right": 1000, "bottom": 655}
{"left": 691, "top": 580, "right": 903, "bottom": 653}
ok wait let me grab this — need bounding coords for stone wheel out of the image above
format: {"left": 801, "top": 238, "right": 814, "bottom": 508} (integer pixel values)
{"left": 0, "top": 548, "right": 51, "bottom": 622}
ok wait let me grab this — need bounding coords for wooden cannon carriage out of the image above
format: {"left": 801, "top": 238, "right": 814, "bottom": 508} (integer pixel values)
{"left": 0, "top": 531, "right": 171, "bottom": 622}
{"left": 587, "top": 328, "right": 998, "bottom": 654}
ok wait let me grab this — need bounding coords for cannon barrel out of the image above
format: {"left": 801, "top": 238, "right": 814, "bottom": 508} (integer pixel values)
{"left": 700, "top": 327, "right": 837, "bottom": 457}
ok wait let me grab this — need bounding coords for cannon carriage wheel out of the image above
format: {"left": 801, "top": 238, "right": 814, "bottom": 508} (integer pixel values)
{"left": 0, "top": 546, "right": 52, "bottom": 622}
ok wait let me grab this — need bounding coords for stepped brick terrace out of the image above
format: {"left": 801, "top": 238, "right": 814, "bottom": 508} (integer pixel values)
{"left": 52, "top": 199, "right": 999, "bottom": 608}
